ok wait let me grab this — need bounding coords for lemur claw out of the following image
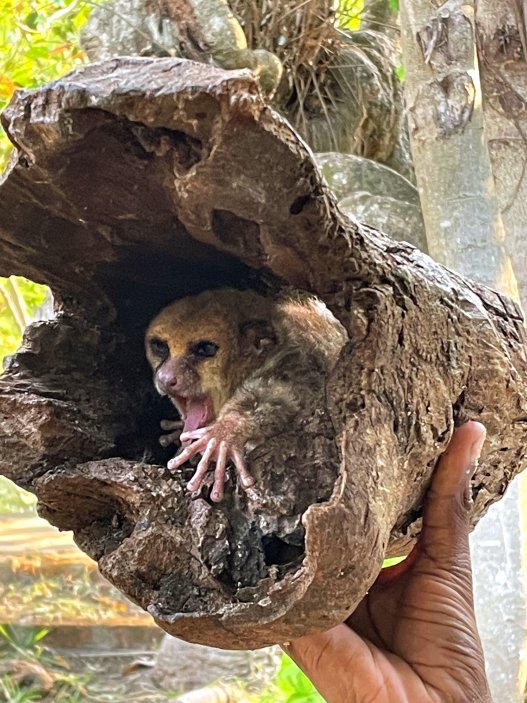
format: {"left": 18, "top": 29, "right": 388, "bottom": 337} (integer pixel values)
{"left": 168, "top": 423, "right": 254, "bottom": 501}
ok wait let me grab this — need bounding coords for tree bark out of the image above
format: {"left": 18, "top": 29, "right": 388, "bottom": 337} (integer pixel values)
{"left": 471, "top": 480, "right": 527, "bottom": 702}
{"left": 0, "top": 58, "right": 526, "bottom": 648}
{"left": 399, "top": 0, "right": 519, "bottom": 296}
{"left": 473, "top": 3, "right": 527, "bottom": 699}
{"left": 400, "top": 2, "right": 527, "bottom": 699}
{"left": 475, "top": 0, "right": 527, "bottom": 328}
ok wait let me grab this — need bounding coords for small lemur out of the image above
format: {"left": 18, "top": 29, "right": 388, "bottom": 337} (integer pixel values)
{"left": 145, "top": 288, "right": 347, "bottom": 501}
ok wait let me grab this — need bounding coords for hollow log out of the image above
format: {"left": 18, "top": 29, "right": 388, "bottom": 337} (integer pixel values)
{"left": 0, "top": 58, "right": 526, "bottom": 649}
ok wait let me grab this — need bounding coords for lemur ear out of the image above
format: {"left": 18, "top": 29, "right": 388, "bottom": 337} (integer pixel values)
{"left": 239, "top": 319, "right": 277, "bottom": 355}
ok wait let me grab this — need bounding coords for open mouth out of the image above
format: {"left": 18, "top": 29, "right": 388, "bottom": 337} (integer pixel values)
{"left": 171, "top": 394, "right": 216, "bottom": 434}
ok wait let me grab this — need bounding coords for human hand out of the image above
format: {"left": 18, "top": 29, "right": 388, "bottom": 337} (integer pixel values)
{"left": 284, "top": 421, "right": 492, "bottom": 703}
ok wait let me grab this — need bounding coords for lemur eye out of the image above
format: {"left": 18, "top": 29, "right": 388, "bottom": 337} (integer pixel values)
{"left": 191, "top": 340, "right": 219, "bottom": 358}
{"left": 148, "top": 337, "right": 169, "bottom": 360}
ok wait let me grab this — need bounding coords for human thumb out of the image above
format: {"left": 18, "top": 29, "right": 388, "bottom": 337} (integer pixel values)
{"left": 419, "top": 421, "right": 486, "bottom": 565}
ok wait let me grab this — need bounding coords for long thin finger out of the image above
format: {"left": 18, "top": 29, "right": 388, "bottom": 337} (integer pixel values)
{"left": 231, "top": 449, "right": 255, "bottom": 488}
{"left": 159, "top": 430, "right": 181, "bottom": 448}
{"left": 187, "top": 438, "right": 217, "bottom": 492}
{"left": 168, "top": 438, "right": 208, "bottom": 470}
{"left": 180, "top": 427, "right": 210, "bottom": 442}
{"left": 160, "top": 419, "right": 183, "bottom": 431}
{"left": 211, "top": 441, "right": 228, "bottom": 502}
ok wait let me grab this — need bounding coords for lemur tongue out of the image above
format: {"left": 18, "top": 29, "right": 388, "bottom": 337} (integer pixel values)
{"left": 183, "top": 396, "right": 215, "bottom": 433}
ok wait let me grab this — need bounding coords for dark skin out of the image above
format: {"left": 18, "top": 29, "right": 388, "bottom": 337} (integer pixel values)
{"left": 284, "top": 421, "right": 493, "bottom": 703}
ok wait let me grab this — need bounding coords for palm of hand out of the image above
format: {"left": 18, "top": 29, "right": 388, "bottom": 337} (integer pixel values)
{"left": 286, "top": 422, "right": 491, "bottom": 703}
{"left": 341, "top": 555, "right": 487, "bottom": 702}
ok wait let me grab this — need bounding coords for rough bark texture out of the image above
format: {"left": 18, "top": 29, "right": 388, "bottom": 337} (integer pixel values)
{"left": 0, "top": 58, "right": 526, "bottom": 649}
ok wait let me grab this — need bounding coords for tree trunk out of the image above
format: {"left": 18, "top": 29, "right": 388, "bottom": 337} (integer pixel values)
{"left": 475, "top": 0, "right": 527, "bottom": 340}
{"left": 474, "top": 3, "right": 527, "bottom": 699}
{"left": 0, "top": 58, "right": 526, "bottom": 648}
{"left": 399, "top": 0, "right": 519, "bottom": 295}
{"left": 400, "top": 2, "right": 527, "bottom": 700}
{"left": 471, "top": 480, "right": 527, "bottom": 702}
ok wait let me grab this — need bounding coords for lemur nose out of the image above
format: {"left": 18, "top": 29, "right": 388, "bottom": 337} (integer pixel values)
{"left": 157, "top": 365, "right": 179, "bottom": 392}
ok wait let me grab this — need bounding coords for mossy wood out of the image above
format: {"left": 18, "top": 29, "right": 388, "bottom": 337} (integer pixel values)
{"left": 0, "top": 58, "right": 526, "bottom": 648}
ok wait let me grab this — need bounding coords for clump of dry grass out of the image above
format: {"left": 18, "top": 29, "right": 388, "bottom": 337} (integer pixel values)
{"left": 231, "top": 1, "right": 339, "bottom": 69}
{"left": 230, "top": 0, "right": 400, "bottom": 159}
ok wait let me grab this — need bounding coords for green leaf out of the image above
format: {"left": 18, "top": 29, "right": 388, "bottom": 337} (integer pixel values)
{"left": 24, "top": 11, "right": 40, "bottom": 29}
{"left": 31, "top": 626, "right": 52, "bottom": 643}
{"left": 276, "top": 656, "right": 324, "bottom": 700}
{"left": 383, "top": 555, "right": 406, "bottom": 567}
{"left": 0, "top": 623, "right": 15, "bottom": 643}
{"left": 395, "top": 64, "right": 405, "bottom": 82}
{"left": 337, "top": 0, "right": 365, "bottom": 31}
{"left": 0, "top": 0, "right": 98, "bottom": 170}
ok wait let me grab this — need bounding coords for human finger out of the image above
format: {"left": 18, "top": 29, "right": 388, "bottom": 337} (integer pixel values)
{"left": 419, "top": 420, "right": 486, "bottom": 566}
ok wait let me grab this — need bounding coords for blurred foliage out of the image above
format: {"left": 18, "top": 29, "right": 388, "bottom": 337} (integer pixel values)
{"left": 0, "top": 0, "right": 366, "bottom": 169}
{"left": 0, "top": 276, "right": 48, "bottom": 365}
{"left": 0, "top": 477, "right": 36, "bottom": 513}
{"left": 384, "top": 555, "right": 405, "bottom": 567}
{"left": 0, "top": 276, "right": 46, "bottom": 515}
{"left": 273, "top": 655, "right": 324, "bottom": 702}
{"left": 0, "top": 624, "right": 51, "bottom": 656}
{"left": 0, "top": 0, "right": 94, "bottom": 170}
{"left": 0, "top": 625, "right": 90, "bottom": 702}
{"left": 336, "top": 0, "right": 365, "bottom": 31}
{"left": 0, "top": 9, "right": 59, "bottom": 361}
{"left": 0, "top": 547, "right": 149, "bottom": 625}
